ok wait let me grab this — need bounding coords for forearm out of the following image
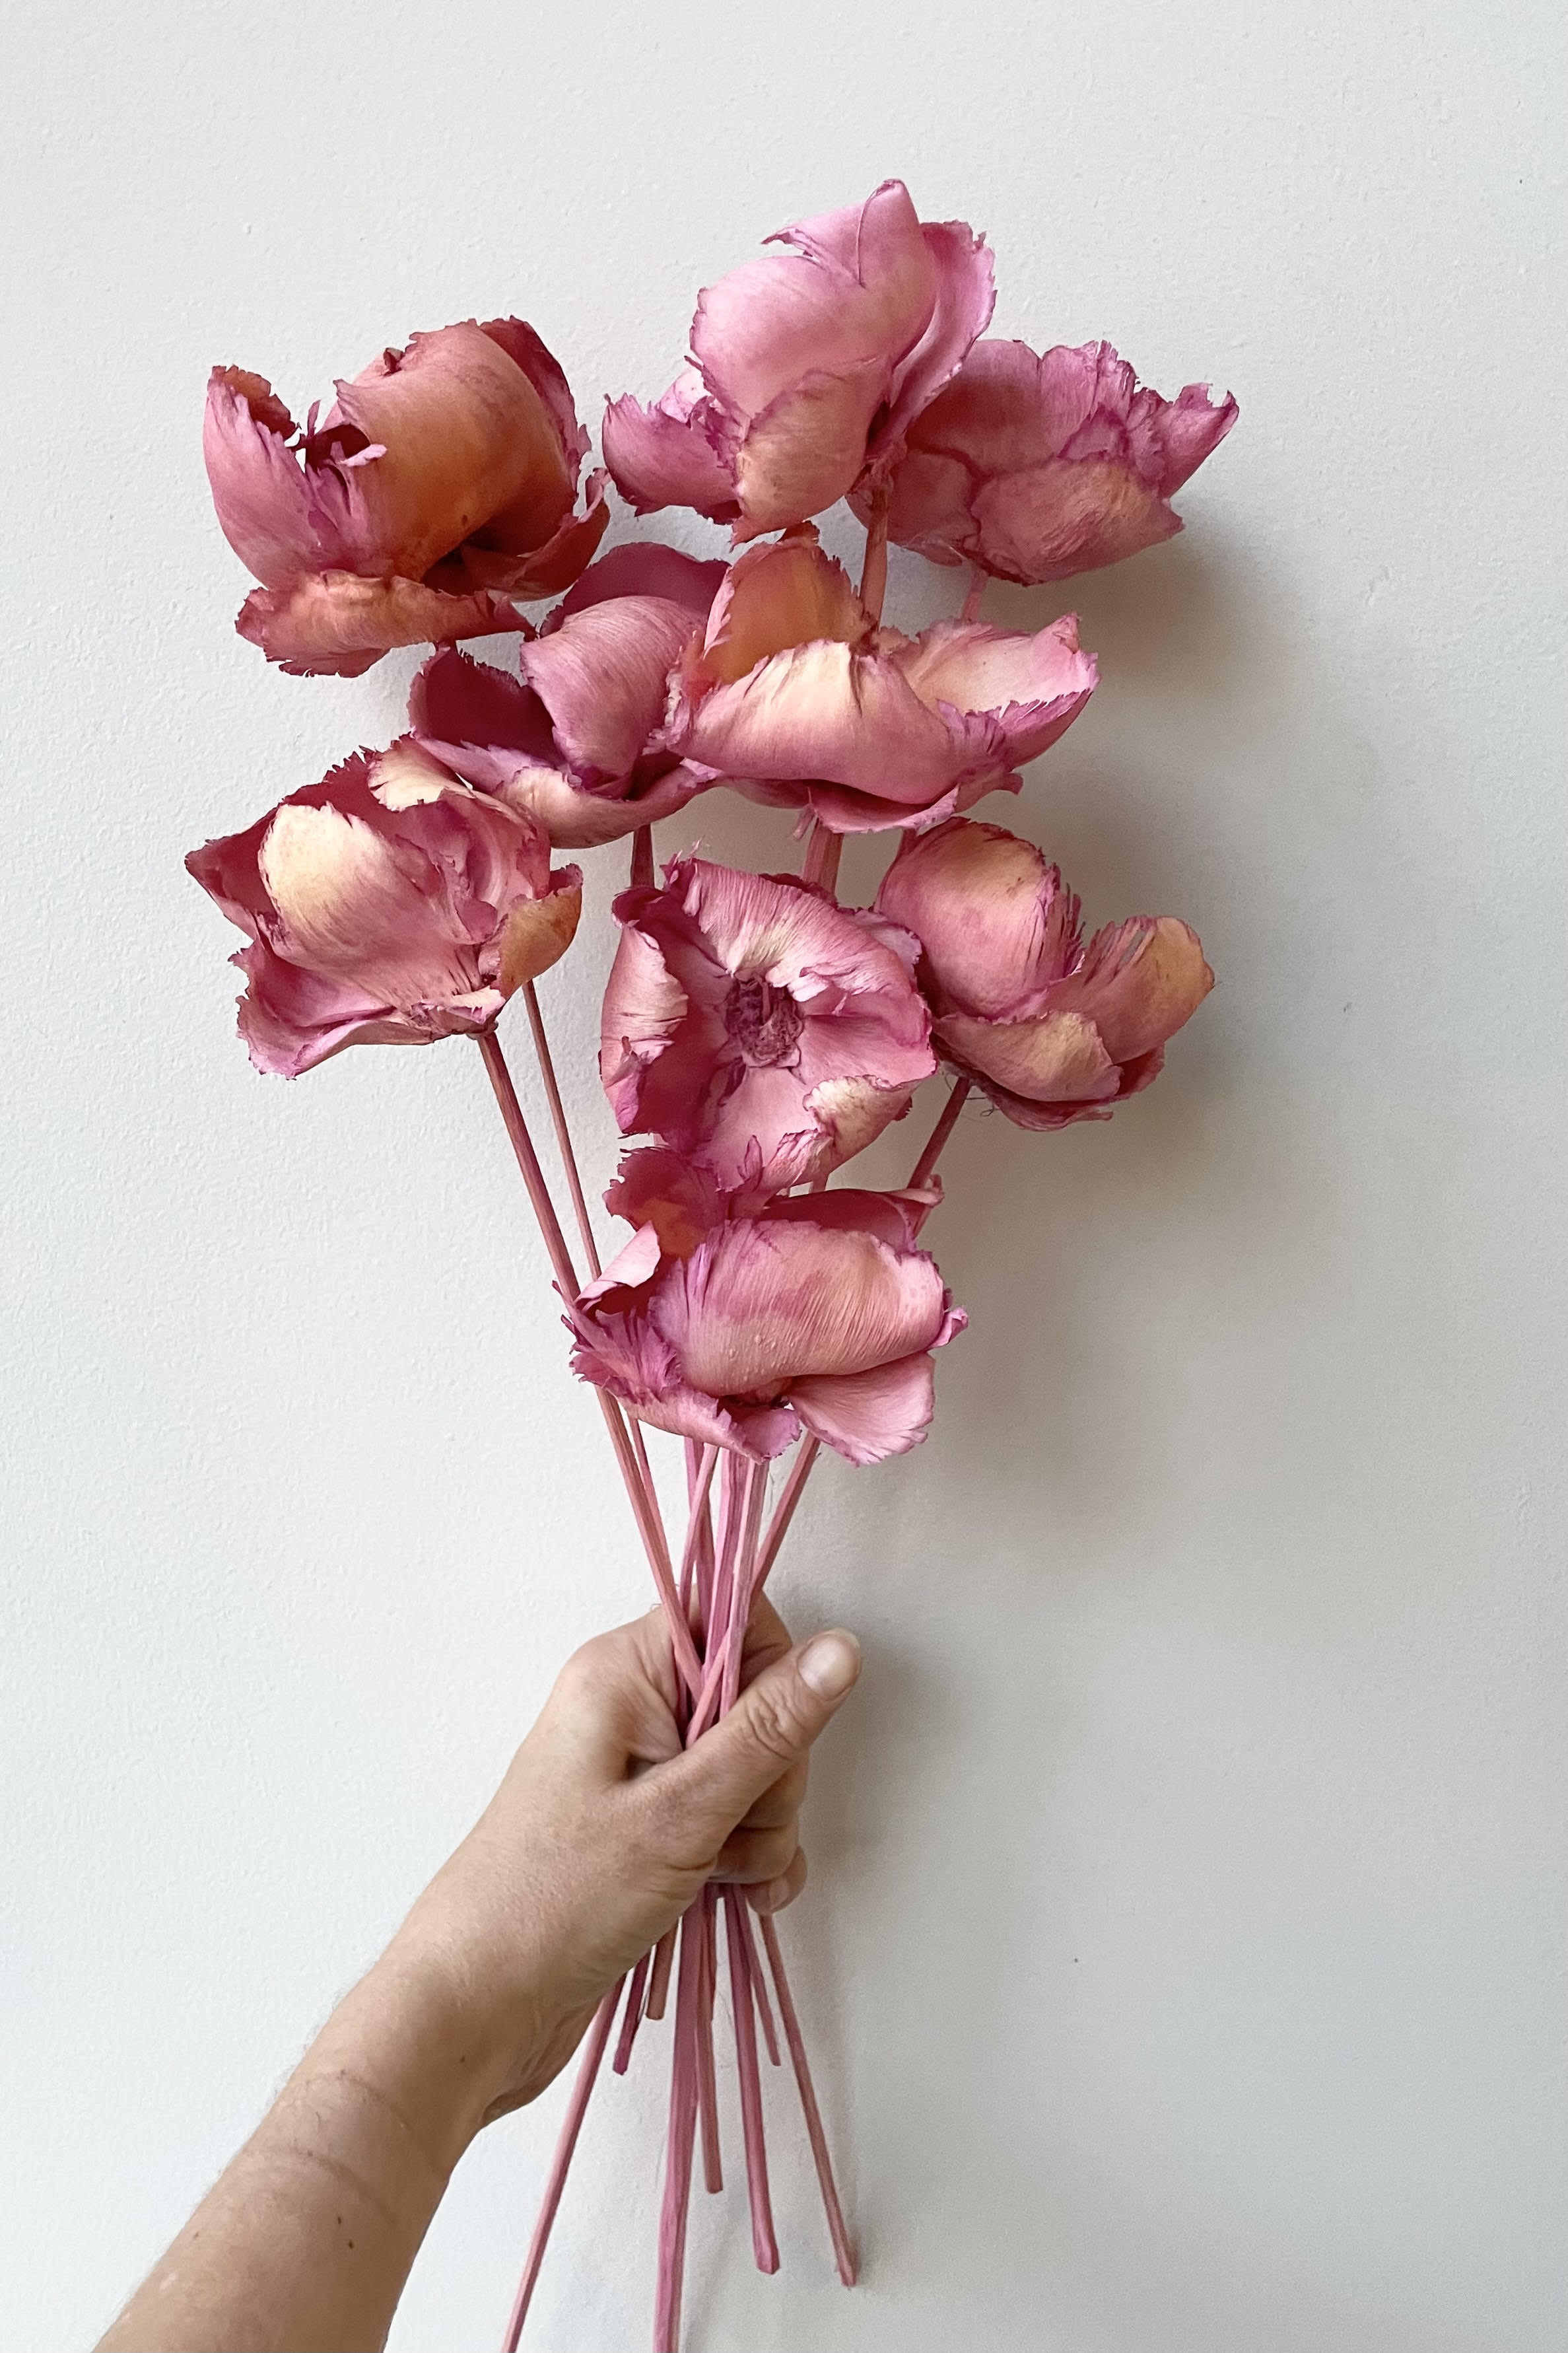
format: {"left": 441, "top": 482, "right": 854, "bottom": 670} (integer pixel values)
{"left": 96, "top": 1951, "right": 498, "bottom": 2353}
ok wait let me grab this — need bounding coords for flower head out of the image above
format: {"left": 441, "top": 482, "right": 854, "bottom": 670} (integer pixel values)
{"left": 569, "top": 1197, "right": 965, "bottom": 1463}
{"left": 601, "top": 855, "right": 934, "bottom": 1189}
{"left": 603, "top": 180, "right": 994, "bottom": 542}
{"left": 204, "top": 319, "right": 609, "bottom": 675}
{"left": 858, "top": 339, "right": 1237, "bottom": 584}
{"left": 409, "top": 544, "right": 725, "bottom": 847}
{"left": 186, "top": 742, "right": 582, "bottom": 1076}
{"left": 875, "top": 817, "right": 1212, "bottom": 1126}
{"left": 663, "top": 528, "right": 1097, "bottom": 833}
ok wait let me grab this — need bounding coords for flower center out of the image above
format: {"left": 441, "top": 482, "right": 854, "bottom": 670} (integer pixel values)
{"left": 724, "top": 973, "right": 805, "bottom": 1067}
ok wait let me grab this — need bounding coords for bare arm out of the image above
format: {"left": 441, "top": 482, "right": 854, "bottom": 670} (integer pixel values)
{"left": 96, "top": 1601, "right": 860, "bottom": 2353}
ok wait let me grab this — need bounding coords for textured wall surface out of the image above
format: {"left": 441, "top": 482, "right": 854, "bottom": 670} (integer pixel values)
{"left": 3, "top": 3, "right": 1564, "bottom": 2348}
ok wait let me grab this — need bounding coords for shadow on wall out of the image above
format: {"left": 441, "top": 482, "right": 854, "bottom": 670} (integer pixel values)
{"left": 743, "top": 516, "right": 1425, "bottom": 2348}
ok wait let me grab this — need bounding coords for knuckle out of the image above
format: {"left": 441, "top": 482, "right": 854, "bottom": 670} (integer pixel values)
{"left": 742, "top": 1681, "right": 807, "bottom": 1772}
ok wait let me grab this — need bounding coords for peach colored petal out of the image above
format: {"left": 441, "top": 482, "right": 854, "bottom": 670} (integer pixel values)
{"left": 875, "top": 818, "right": 1081, "bottom": 1016}
{"left": 237, "top": 573, "right": 524, "bottom": 678}
{"left": 1040, "top": 915, "right": 1214, "bottom": 1063}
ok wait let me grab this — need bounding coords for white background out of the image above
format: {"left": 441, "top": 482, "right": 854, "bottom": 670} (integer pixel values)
{"left": 3, "top": 3, "right": 1564, "bottom": 2348}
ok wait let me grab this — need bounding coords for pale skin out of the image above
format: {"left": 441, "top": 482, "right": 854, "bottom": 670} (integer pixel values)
{"left": 96, "top": 1599, "right": 861, "bottom": 2353}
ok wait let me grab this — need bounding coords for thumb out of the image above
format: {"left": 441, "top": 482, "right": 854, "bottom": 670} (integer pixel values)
{"left": 659, "top": 1631, "right": 862, "bottom": 1856}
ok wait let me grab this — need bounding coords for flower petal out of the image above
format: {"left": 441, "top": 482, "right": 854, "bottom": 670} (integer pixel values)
{"left": 875, "top": 817, "right": 1082, "bottom": 1016}
{"left": 936, "top": 1007, "right": 1120, "bottom": 1104}
{"left": 238, "top": 573, "right": 524, "bottom": 678}
{"left": 549, "top": 540, "right": 728, "bottom": 625}
{"left": 328, "top": 320, "right": 574, "bottom": 581}
{"left": 522, "top": 595, "right": 698, "bottom": 781}
{"left": 601, "top": 371, "right": 740, "bottom": 521}
{"left": 1040, "top": 915, "right": 1213, "bottom": 1062}
{"left": 788, "top": 1351, "right": 938, "bottom": 1464}
{"left": 656, "top": 1218, "right": 950, "bottom": 1395}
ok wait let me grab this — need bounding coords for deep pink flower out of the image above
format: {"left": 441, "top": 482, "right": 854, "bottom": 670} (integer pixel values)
{"left": 409, "top": 544, "right": 725, "bottom": 847}
{"left": 662, "top": 528, "right": 1097, "bottom": 834}
{"left": 875, "top": 817, "right": 1213, "bottom": 1127}
{"left": 568, "top": 1200, "right": 965, "bottom": 1463}
{"left": 204, "top": 320, "right": 609, "bottom": 676}
{"left": 186, "top": 741, "right": 582, "bottom": 1076}
{"left": 858, "top": 339, "right": 1238, "bottom": 584}
{"left": 603, "top": 180, "right": 994, "bottom": 542}
{"left": 600, "top": 855, "right": 935, "bottom": 1189}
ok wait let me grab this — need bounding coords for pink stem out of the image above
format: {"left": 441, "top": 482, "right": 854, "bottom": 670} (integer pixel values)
{"left": 801, "top": 821, "right": 843, "bottom": 896}
{"left": 753, "top": 1437, "right": 820, "bottom": 1595}
{"left": 477, "top": 1034, "right": 700, "bottom": 1698}
{"left": 521, "top": 980, "right": 601, "bottom": 1281}
{"left": 646, "top": 1927, "right": 677, "bottom": 2023}
{"left": 631, "top": 822, "right": 655, "bottom": 890}
{"left": 500, "top": 1977, "right": 624, "bottom": 2353}
{"left": 759, "top": 1913, "right": 858, "bottom": 2287}
{"left": 695, "top": 1887, "right": 723, "bottom": 2195}
{"left": 675, "top": 1445, "right": 718, "bottom": 1617}
{"left": 723, "top": 1889, "right": 780, "bottom": 2272}
{"left": 735, "top": 1896, "right": 781, "bottom": 2066}
{"left": 653, "top": 1909, "right": 703, "bottom": 2353}
{"left": 960, "top": 561, "right": 987, "bottom": 623}
{"left": 907, "top": 1075, "right": 971, "bottom": 1195}
{"left": 613, "top": 1949, "right": 652, "bottom": 2076}
{"left": 859, "top": 495, "right": 890, "bottom": 625}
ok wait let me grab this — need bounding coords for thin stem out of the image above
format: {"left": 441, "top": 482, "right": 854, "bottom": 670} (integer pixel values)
{"left": 859, "top": 495, "right": 890, "bottom": 625}
{"left": 675, "top": 1445, "right": 718, "bottom": 1617}
{"left": 521, "top": 981, "right": 601, "bottom": 1280}
{"left": 696, "top": 1887, "right": 723, "bottom": 2195}
{"left": 500, "top": 1977, "right": 624, "bottom": 2352}
{"left": 801, "top": 820, "right": 843, "bottom": 896}
{"left": 753, "top": 1437, "right": 820, "bottom": 1596}
{"left": 907, "top": 1074, "right": 972, "bottom": 1196}
{"left": 630, "top": 822, "right": 655, "bottom": 890}
{"left": 735, "top": 1895, "right": 782, "bottom": 2066}
{"left": 961, "top": 561, "right": 987, "bottom": 623}
{"left": 476, "top": 1032, "right": 700, "bottom": 1699}
{"left": 759, "top": 1915, "right": 858, "bottom": 2287}
{"left": 645, "top": 1927, "right": 677, "bottom": 2023}
{"left": 724, "top": 1889, "right": 780, "bottom": 2273}
{"left": 653, "top": 1909, "right": 703, "bottom": 2353}
{"left": 612, "top": 1949, "right": 652, "bottom": 2077}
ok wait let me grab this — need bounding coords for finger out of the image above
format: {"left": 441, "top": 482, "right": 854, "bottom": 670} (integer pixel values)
{"left": 712, "top": 1821, "right": 799, "bottom": 1886}
{"left": 735, "top": 1592, "right": 793, "bottom": 1687}
{"left": 747, "top": 1848, "right": 808, "bottom": 1914}
{"left": 649, "top": 1630, "right": 860, "bottom": 1862}
{"left": 732, "top": 1759, "right": 808, "bottom": 1835}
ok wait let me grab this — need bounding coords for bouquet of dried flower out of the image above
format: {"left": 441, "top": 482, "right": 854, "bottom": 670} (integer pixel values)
{"left": 189, "top": 177, "right": 1232, "bottom": 2351}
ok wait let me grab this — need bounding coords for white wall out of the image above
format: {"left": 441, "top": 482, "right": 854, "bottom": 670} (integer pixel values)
{"left": 3, "top": 2, "right": 1564, "bottom": 2347}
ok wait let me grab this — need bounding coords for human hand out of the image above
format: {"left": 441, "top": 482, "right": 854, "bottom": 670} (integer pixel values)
{"left": 367, "top": 1597, "right": 862, "bottom": 2142}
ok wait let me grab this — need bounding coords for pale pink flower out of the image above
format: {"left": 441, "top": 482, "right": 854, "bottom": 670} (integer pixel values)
{"left": 600, "top": 855, "right": 934, "bottom": 1188}
{"left": 603, "top": 179, "right": 994, "bottom": 542}
{"left": 186, "top": 741, "right": 582, "bottom": 1076}
{"left": 875, "top": 817, "right": 1213, "bottom": 1127}
{"left": 409, "top": 544, "right": 725, "bottom": 847}
{"left": 203, "top": 320, "right": 609, "bottom": 676}
{"left": 662, "top": 528, "right": 1097, "bottom": 834}
{"left": 568, "top": 1201, "right": 965, "bottom": 1463}
{"left": 858, "top": 339, "right": 1237, "bottom": 584}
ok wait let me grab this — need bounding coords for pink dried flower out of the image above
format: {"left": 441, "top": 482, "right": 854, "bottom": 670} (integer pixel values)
{"left": 603, "top": 179, "right": 994, "bottom": 542}
{"left": 186, "top": 741, "right": 582, "bottom": 1076}
{"left": 662, "top": 527, "right": 1097, "bottom": 834}
{"left": 858, "top": 339, "right": 1237, "bottom": 584}
{"left": 203, "top": 320, "right": 609, "bottom": 676}
{"left": 600, "top": 855, "right": 935, "bottom": 1189}
{"left": 409, "top": 544, "right": 725, "bottom": 847}
{"left": 568, "top": 1201, "right": 965, "bottom": 1463}
{"left": 875, "top": 816, "right": 1213, "bottom": 1126}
